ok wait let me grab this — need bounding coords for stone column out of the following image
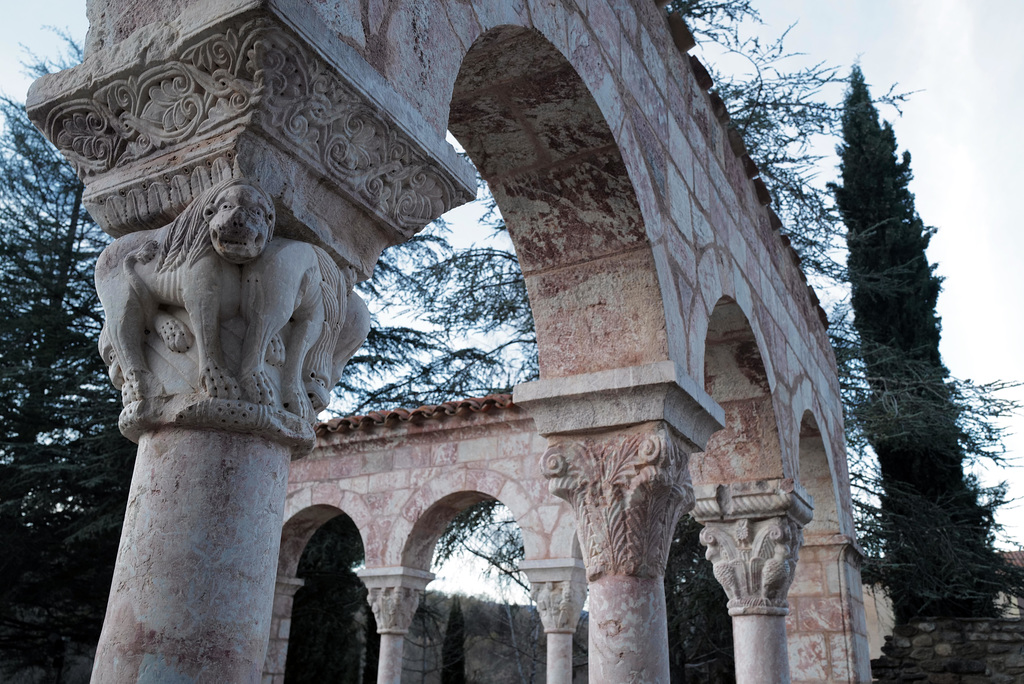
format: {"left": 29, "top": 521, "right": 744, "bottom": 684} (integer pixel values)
{"left": 542, "top": 425, "right": 695, "bottom": 681}
{"left": 520, "top": 559, "right": 587, "bottom": 684}
{"left": 358, "top": 567, "right": 435, "bottom": 684}
{"left": 516, "top": 362, "right": 724, "bottom": 683}
{"left": 27, "top": 5, "right": 473, "bottom": 682}
{"left": 262, "top": 576, "right": 304, "bottom": 684}
{"left": 692, "top": 480, "right": 813, "bottom": 684}
{"left": 79, "top": 174, "right": 366, "bottom": 682}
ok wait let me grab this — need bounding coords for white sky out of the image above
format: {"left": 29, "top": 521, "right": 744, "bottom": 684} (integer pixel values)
{"left": 3, "top": 2, "right": 1022, "bottom": 550}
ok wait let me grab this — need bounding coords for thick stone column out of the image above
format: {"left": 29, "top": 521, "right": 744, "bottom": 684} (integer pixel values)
{"left": 692, "top": 480, "right": 813, "bottom": 684}
{"left": 262, "top": 576, "right": 304, "bottom": 684}
{"left": 358, "top": 567, "right": 435, "bottom": 684}
{"left": 26, "top": 5, "right": 473, "bottom": 682}
{"left": 82, "top": 175, "right": 365, "bottom": 682}
{"left": 516, "top": 362, "right": 724, "bottom": 683}
{"left": 520, "top": 559, "right": 587, "bottom": 684}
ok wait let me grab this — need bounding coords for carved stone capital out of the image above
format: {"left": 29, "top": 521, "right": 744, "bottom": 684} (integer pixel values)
{"left": 532, "top": 580, "right": 587, "bottom": 634}
{"left": 28, "top": 10, "right": 474, "bottom": 278}
{"left": 95, "top": 178, "right": 369, "bottom": 449}
{"left": 692, "top": 480, "right": 813, "bottom": 616}
{"left": 541, "top": 424, "right": 696, "bottom": 581}
{"left": 521, "top": 559, "right": 587, "bottom": 634}
{"left": 358, "top": 567, "right": 434, "bottom": 636}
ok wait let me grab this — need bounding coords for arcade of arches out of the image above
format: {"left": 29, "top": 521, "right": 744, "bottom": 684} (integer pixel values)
{"left": 28, "top": 0, "right": 869, "bottom": 681}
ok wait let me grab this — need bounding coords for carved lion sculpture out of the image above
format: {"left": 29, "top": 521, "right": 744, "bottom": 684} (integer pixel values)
{"left": 96, "top": 178, "right": 368, "bottom": 422}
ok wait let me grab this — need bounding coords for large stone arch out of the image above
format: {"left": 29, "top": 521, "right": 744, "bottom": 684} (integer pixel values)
{"left": 448, "top": 24, "right": 669, "bottom": 378}
{"left": 694, "top": 295, "right": 788, "bottom": 484}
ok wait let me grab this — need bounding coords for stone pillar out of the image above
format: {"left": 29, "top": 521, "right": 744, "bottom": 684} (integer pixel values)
{"left": 358, "top": 567, "right": 435, "bottom": 684}
{"left": 520, "top": 559, "right": 587, "bottom": 684}
{"left": 79, "top": 173, "right": 364, "bottom": 682}
{"left": 542, "top": 426, "right": 694, "bottom": 681}
{"left": 27, "top": 5, "right": 473, "bottom": 682}
{"left": 692, "top": 479, "right": 813, "bottom": 684}
{"left": 262, "top": 576, "right": 304, "bottom": 684}
{"left": 787, "top": 534, "right": 872, "bottom": 682}
{"left": 517, "top": 362, "right": 724, "bottom": 683}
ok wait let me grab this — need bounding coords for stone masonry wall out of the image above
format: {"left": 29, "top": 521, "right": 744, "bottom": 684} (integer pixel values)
{"left": 871, "top": 618, "right": 1024, "bottom": 683}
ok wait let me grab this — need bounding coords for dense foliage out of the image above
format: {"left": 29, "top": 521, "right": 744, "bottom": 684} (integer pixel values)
{"left": 441, "top": 597, "right": 467, "bottom": 684}
{"left": 830, "top": 66, "right": 1023, "bottom": 621}
{"left": 0, "top": 89, "right": 134, "bottom": 678}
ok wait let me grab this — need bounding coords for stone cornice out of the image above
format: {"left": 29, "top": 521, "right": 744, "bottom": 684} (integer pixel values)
{"left": 515, "top": 361, "right": 724, "bottom": 450}
{"left": 28, "top": 9, "right": 475, "bottom": 278}
{"left": 691, "top": 479, "right": 813, "bottom": 526}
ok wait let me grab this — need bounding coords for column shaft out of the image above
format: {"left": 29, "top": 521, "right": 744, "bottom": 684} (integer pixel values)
{"left": 588, "top": 575, "right": 670, "bottom": 682}
{"left": 376, "top": 634, "right": 405, "bottom": 684}
{"left": 546, "top": 632, "right": 574, "bottom": 684}
{"left": 93, "top": 428, "right": 290, "bottom": 683}
{"left": 733, "top": 614, "right": 790, "bottom": 684}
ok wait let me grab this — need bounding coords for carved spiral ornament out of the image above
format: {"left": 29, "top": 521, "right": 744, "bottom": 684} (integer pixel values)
{"left": 540, "top": 428, "right": 695, "bottom": 581}
{"left": 41, "top": 18, "right": 460, "bottom": 236}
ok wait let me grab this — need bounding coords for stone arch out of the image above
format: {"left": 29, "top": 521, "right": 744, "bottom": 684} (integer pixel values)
{"left": 692, "top": 295, "right": 788, "bottom": 485}
{"left": 797, "top": 410, "right": 841, "bottom": 539}
{"left": 448, "top": 25, "right": 671, "bottom": 379}
{"left": 266, "top": 504, "right": 369, "bottom": 683}
{"left": 281, "top": 490, "right": 378, "bottom": 573}
{"left": 395, "top": 483, "right": 573, "bottom": 572}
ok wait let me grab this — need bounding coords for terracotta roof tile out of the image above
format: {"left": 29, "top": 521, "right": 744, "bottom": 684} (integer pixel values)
{"left": 317, "top": 394, "right": 515, "bottom": 435}
{"left": 1003, "top": 550, "right": 1024, "bottom": 568}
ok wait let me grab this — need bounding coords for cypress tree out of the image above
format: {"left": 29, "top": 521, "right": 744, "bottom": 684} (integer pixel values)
{"left": 440, "top": 597, "right": 466, "bottom": 684}
{"left": 831, "top": 66, "right": 1016, "bottom": 621}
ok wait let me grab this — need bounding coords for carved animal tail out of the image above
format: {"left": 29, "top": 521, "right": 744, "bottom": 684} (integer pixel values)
{"left": 305, "top": 248, "right": 348, "bottom": 410}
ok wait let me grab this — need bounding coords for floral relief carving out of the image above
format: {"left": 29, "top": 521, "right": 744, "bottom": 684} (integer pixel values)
{"left": 95, "top": 178, "right": 369, "bottom": 441}
{"left": 367, "top": 586, "right": 422, "bottom": 635}
{"left": 531, "top": 580, "right": 587, "bottom": 634}
{"left": 541, "top": 427, "right": 695, "bottom": 581}
{"left": 699, "top": 516, "right": 803, "bottom": 616}
{"left": 43, "top": 19, "right": 459, "bottom": 235}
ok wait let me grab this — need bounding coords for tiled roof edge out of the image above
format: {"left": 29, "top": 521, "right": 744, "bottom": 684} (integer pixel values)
{"left": 317, "top": 394, "right": 516, "bottom": 435}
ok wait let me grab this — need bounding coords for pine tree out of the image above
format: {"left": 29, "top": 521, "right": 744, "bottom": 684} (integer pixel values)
{"left": 440, "top": 597, "right": 467, "bottom": 684}
{"left": 831, "top": 66, "right": 1020, "bottom": 621}
{"left": 0, "top": 90, "right": 136, "bottom": 675}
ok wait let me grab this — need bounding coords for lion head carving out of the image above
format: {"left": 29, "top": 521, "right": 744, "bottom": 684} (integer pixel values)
{"left": 157, "top": 179, "right": 276, "bottom": 272}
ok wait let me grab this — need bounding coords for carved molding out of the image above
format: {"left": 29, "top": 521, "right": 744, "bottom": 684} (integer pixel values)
{"left": 96, "top": 178, "right": 369, "bottom": 447}
{"left": 542, "top": 426, "right": 695, "bottom": 581}
{"left": 532, "top": 580, "right": 587, "bottom": 634}
{"left": 367, "top": 586, "right": 423, "bottom": 635}
{"left": 699, "top": 516, "right": 803, "bottom": 616}
{"left": 692, "top": 480, "right": 813, "bottom": 616}
{"left": 39, "top": 17, "right": 464, "bottom": 237}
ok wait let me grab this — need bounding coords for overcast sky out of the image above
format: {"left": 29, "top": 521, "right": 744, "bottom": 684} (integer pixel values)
{"left": 3, "top": 1, "right": 1023, "bottom": 546}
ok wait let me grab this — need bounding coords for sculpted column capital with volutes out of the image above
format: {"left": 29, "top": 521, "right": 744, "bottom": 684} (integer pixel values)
{"left": 516, "top": 364, "right": 725, "bottom": 684}
{"left": 692, "top": 479, "right": 813, "bottom": 616}
{"left": 94, "top": 176, "right": 369, "bottom": 450}
{"left": 541, "top": 424, "right": 696, "bottom": 581}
